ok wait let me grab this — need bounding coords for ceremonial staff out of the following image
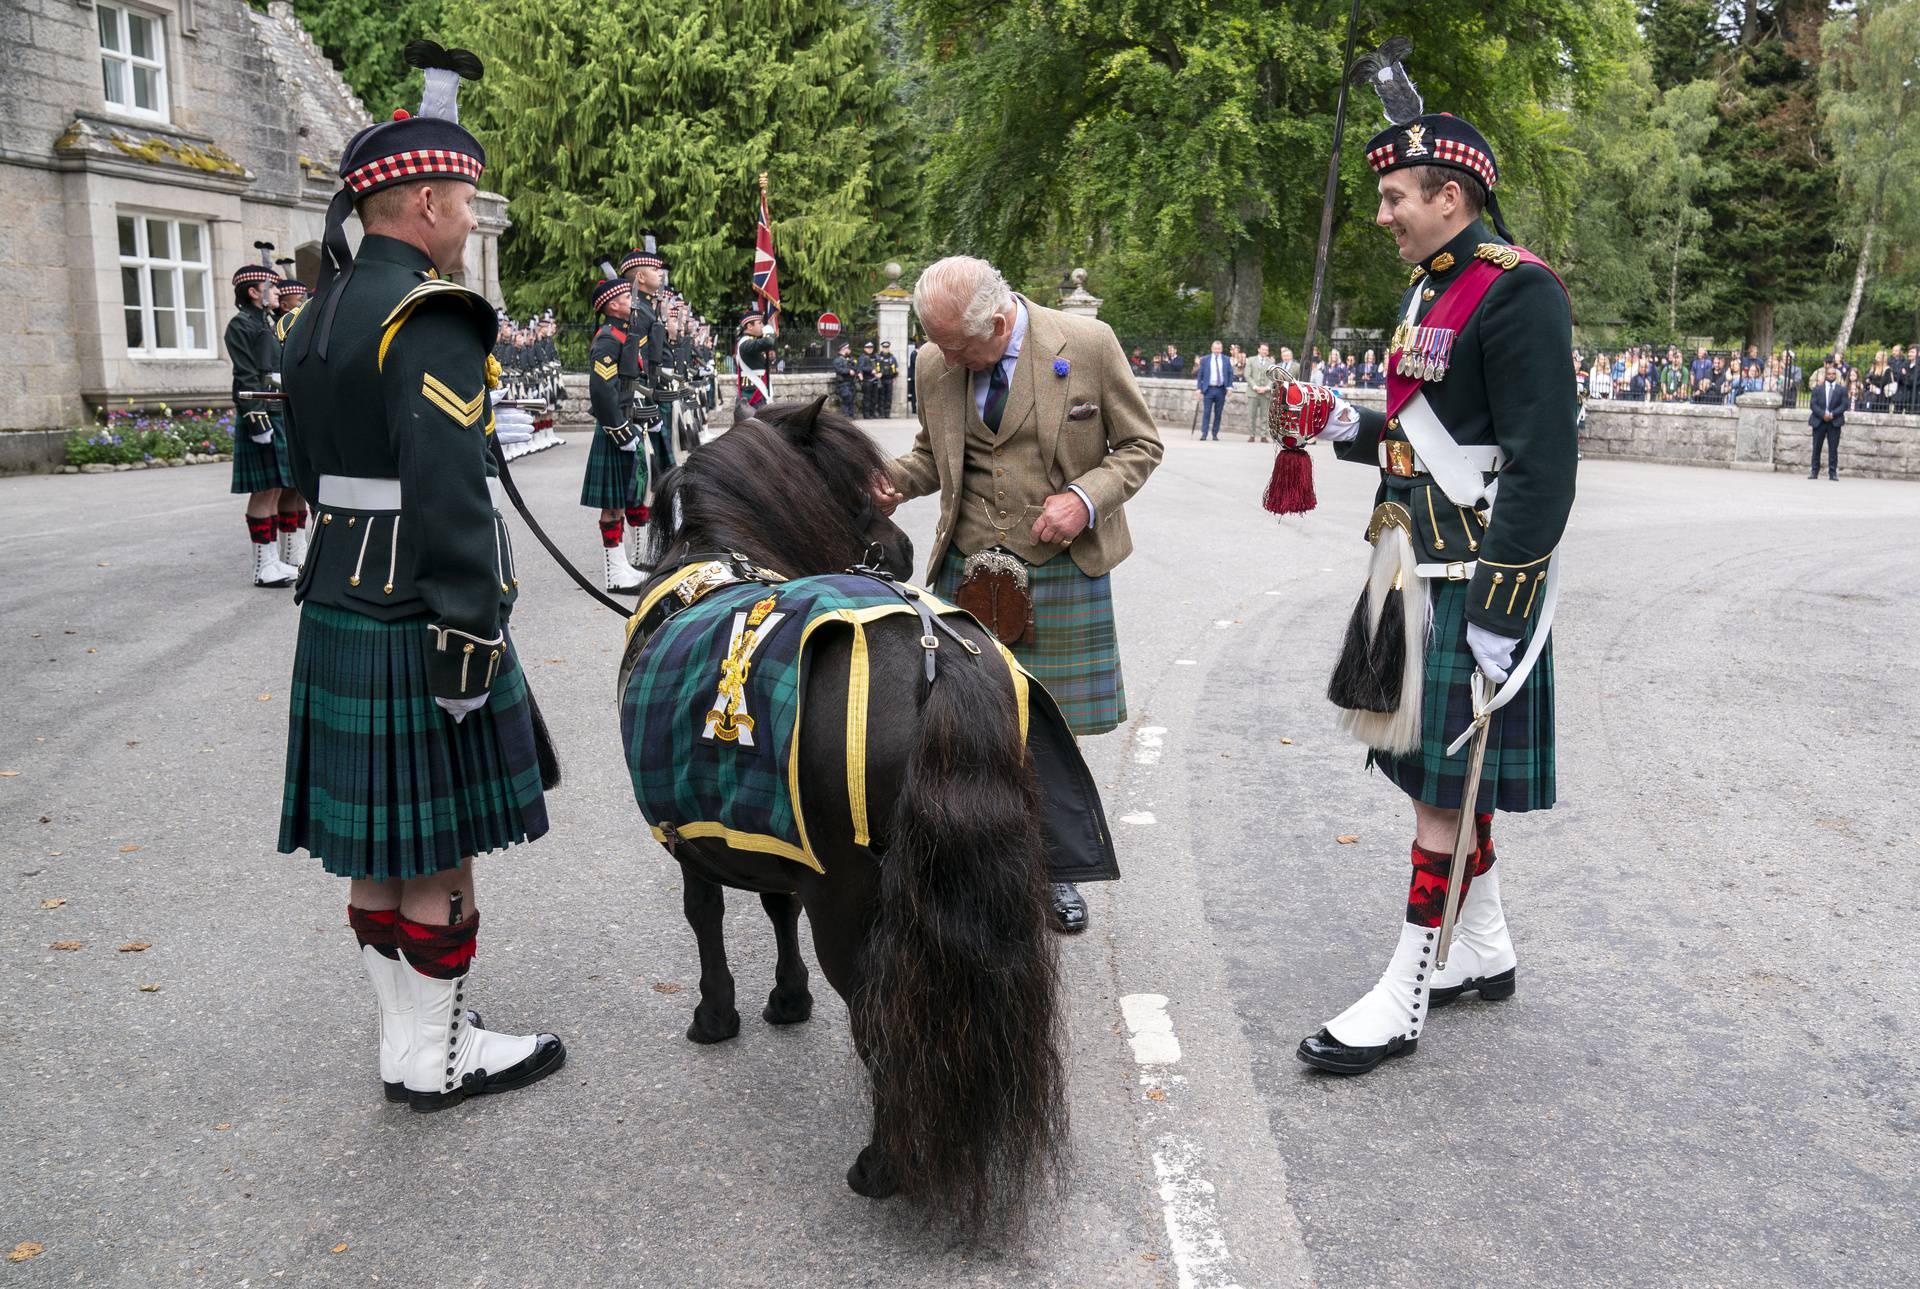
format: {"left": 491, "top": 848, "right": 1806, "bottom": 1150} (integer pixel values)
{"left": 1297, "top": 0, "right": 1366, "bottom": 375}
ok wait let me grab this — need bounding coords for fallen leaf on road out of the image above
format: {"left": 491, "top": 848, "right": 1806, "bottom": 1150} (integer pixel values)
{"left": 7, "top": 1242, "right": 44, "bottom": 1263}
{"left": 257, "top": 694, "right": 272, "bottom": 702}
{"left": 126, "top": 741, "right": 139, "bottom": 748}
{"left": 1336, "top": 834, "right": 1360, "bottom": 844}
{"left": 546, "top": 658, "right": 566, "bottom": 664}
{"left": 650, "top": 982, "right": 683, "bottom": 994}
{"left": 48, "top": 851, "right": 63, "bottom": 857}
{"left": 1145, "top": 1088, "right": 1167, "bottom": 1102}
{"left": 63, "top": 629, "right": 76, "bottom": 635}
{"left": 331, "top": 1244, "right": 349, "bottom": 1255}
{"left": 39, "top": 897, "right": 66, "bottom": 909}
{"left": 119, "top": 845, "right": 141, "bottom": 854}
{"left": 86, "top": 647, "right": 97, "bottom": 654}
{"left": 214, "top": 1123, "right": 231, "bottom": 1131}
{"left": 1280, "top": 737, "right": 1294, "bottom": 745}
{"left": 1140, "top": 1252, "right": 1159, "bottom": 1263}
{"left": 51, "top": 941, "right": 85, "bottom": 951}
{"left": 97, "top": 562, "right": 110, "bottom": 568}
{"left": 0, "top": 770, "right": 19, "bottom": 777}
{"left": 39, "top": 815, "right": 51, "bottom": 823}
{"left": 118, "top": 942, "right": 152, "bottom": 952}
{"left": 137, "top": 982, "right": 161, "bottom": 992}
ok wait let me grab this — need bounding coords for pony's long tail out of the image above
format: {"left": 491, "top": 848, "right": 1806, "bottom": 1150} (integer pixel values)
{"left": 858, "top": 649, "right": 1065, "bottom": 1232}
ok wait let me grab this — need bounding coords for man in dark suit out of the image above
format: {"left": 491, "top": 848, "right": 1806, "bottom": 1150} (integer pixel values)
{"left": 1808, "top": 360, "right": 1846, "bottom": 480}
{"left": 1192, "top": 339, "right": 1234, "bottom": 440}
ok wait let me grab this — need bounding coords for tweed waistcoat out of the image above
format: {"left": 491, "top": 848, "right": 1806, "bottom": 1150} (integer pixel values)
{"left": 953, "top": 366, "right": 1057, "bottom": 565}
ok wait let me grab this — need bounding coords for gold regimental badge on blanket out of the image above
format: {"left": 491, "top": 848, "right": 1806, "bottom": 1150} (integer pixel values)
{"left": 702, "top": 593, "right": 788, "bottom": 747}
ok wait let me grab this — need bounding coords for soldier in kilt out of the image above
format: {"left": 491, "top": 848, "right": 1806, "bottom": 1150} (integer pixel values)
{"left": 874, "top": 255, "right": 1163, "bottom": 933}
{"left": 276, "top": 42, "right": 564, "bottom": 1112}
{"left": 581, "top": 276, "right": 653, "bottom": 592}
{"left": 1288, "top": 110, "right": 1576, "bottom": 1076}
{"left": 228, "top": 261, "right": 305, "bottom": 587}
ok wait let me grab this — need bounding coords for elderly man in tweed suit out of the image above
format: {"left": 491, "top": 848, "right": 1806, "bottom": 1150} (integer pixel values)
{"left": 872, "top": 255, "right": 1163, "bottom": 933}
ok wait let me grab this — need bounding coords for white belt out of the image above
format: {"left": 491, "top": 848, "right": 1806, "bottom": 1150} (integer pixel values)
{"left": 1415, "top": 560, "right": 1477, "bottom": 581}
{"left": 318, "top": 475, "right": 504, "bottom": 510}
{"left": 1379, "top": 440, "right": 1506, "bottom": 477}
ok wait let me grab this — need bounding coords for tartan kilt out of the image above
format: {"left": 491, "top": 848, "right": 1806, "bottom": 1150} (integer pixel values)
{"left": 229, "top": 424, "right": 295, "bottom": 494}
{"left": 936, "top": 547, "right": 1127, "bottom": 736}
{"left": 278, "top": 603, "right": 549, "bottom": 880}
{"left": 579, "top": 425, "right": 645, "bottom": 510}
{"left": 1370, "top": 578, "right": 1555, "bottom": 814}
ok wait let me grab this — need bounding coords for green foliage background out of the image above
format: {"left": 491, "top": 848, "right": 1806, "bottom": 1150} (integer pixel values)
{"left": 289, "top": 0, "right": 1920, "bottom": 352}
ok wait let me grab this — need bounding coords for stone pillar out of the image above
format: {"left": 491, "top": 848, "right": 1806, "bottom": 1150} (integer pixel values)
{"left": 1058, "top": 267, "right": 1103, "bottom": 318}
{"left": 1733, "top": 391, "right": 1781, "bottom": 470}
{"left": 873, "top": 261, "right": 912, "bottom": 415}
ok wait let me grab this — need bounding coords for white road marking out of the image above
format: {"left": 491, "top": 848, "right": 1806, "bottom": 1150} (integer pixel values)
{"left": 1174, "top": 659, "right": 1198, "bottom": 666}
{"left": 1119, "top": 810, "right": 1157, "bottom": 826}
{"left": 1134, "top": 725, "right": 1167, "bottom": 765}
{"left": 1214, "top": 619, "right": 1236, "bottom": 627}
{"left": 1119, "top": 994, "right": 1243, "bottom": 1289}
{"left": 1264, "top": 589, "right": 1283, "bottom": 596}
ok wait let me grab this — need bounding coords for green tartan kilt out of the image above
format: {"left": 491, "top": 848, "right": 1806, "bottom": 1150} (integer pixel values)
{"left": 579, "top": 425, "right": 645, "bottom": 510}
{"left": 229, "top": 425, "right": 295, "bottom": 494}
{"left": 1371, "top": 578, "right": 1556, "bottom": 814}
{"left": 936, "top": 547, "right": 1127, "bottom": 737}
{"left": 278, "top": 603, "right": 549, "bottom": 880}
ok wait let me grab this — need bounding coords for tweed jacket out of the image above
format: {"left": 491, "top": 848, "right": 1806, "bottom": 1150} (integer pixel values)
{"left": 889, "top": 297, "right": 1163, "bottom": 580}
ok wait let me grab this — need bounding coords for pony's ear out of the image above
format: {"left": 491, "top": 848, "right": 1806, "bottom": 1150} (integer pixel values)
{"left": 791, "top": 395, "right": 829, "bottom": 440}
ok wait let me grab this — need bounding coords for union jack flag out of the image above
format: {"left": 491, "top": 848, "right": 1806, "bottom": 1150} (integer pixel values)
{"left": 752, "top": 181, "right": 779, "bottom": 319}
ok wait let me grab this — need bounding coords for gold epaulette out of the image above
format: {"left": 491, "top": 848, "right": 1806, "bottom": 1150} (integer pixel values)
{"left": 274, "top": 301, "right": 306, "bottom": 342}
{"left": 1475, "top": 243, "right": 1522, "bottom": 271}
{"left": 376, "top": 279, "right": 497, "bottom": 373}
{"left": 1409, "top": 265, "right": 1426, "bottom": 284}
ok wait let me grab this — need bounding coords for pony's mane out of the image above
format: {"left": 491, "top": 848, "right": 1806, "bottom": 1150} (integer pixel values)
{"left": 647, "top": 399, "right": 888, "bottom": 576}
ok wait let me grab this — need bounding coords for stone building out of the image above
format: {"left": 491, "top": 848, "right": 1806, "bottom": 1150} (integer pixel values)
{"left": 0, "top": 0, "right": 509, "bottom": 431}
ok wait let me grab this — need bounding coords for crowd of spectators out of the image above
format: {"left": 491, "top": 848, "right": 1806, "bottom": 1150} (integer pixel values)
{"left": 1577, "top": 342, "right": 1920, "bottom": 412}
{"left": 1127, "top": 342, "right": 1387, "bottom": 390}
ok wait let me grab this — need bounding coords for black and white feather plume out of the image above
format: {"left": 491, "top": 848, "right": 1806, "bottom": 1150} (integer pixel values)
{"left": 403, "top": 39, "right": 484, "bottom": 123}
{"left": 1348, "top": 37, "right": 1423, "bottom": 126}
{"left": 253, "top": 239, "right": 276, "bottom": 268}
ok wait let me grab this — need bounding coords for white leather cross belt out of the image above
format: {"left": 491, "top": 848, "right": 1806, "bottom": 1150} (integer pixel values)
{"left": 318, "top": 475, "right": 505, "bottom": 511}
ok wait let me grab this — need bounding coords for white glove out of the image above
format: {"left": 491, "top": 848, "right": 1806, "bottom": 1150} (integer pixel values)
{"left": 1466, "top": 623, "right": 1519, "bottom": 684}
{"left": 619, "top": 434, "right": 640, "bottom": 453}
{"left": 435, "top": 692, "right": 490, "bottom": 723}
{"left": 1320, "top": 395, "right": 1361, "bottom": 442}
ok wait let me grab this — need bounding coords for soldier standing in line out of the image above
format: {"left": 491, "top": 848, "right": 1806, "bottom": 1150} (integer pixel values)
{"left": 832, "top": 342, "right": 858, "bottom": 417}
{"left": 227, "top": 252, "right": 303, "bottom": 587}
{"left": 622, "top": 240, "right": 675, "bottom": 483}
{"left": 733, "top": 309, "right": 776, "bottom": 419}
{"left": 1290, "top": 105, "right": 1576, "bottom": 1076}
{"left": 277, "top": 38, "right": 564, "bottom": 1110}
{"left": 875, "top": 339, "right": 900, "bottom": 416}
{"left": 581, "top": 275, "right": 653, "bottom": 591}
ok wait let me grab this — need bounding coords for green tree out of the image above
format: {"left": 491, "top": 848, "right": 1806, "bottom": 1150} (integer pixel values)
{"left": 901, "top": 0, "right": 1635, "bottom": 340}
{"left": 425, "top": 0, "right": 914, "bottom": 320}
{"left": 1817, "top": 0, "right": 1920, "bottom": 355}
{"left": 287, "top": 0, "right": 443, "bottom": 117}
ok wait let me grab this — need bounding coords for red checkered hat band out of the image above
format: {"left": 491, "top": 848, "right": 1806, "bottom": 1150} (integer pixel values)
{"left": 621, "top": 251, "right": 665, "bottom": 272}
{"left": 594, "top": 282, "right": 627, "bottom": 312}
{"left": 232, "top": 266, "right": 278, "bottom": 285}
{"left": 343, "top": 149, "right": 483, "bottom": 195}
{"left": 1365, "top": 143, "right": 1397, "bottom": 172}
{"left": 1432, "top": 139, "right": 1496, "bottom": 188}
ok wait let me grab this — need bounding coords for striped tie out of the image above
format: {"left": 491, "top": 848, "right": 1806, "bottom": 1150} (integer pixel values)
{"left": 983, "top": 360, "right": 1010, "bottom": 434}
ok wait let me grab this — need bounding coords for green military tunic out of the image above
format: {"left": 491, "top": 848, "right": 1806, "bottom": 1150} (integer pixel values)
{"left": 580, "top": 318, "right": 647, "bottom": 510}
{"left": 227, "top": 303, "right": 296, "bottom": 494}
{"left": 1335, "top": 217, "right": 1576, "bottom": 813}
{"left": 276, "top": 234, "right": 548, "bottom": 878}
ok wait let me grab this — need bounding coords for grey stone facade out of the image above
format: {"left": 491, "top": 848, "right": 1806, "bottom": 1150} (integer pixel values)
{"left": 0, "top": 0, "right": 508, "bottom": 431}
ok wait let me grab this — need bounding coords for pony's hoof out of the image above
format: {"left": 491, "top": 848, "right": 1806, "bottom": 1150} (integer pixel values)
{"left": 762, "top": 989, "right": 813, "bottom": 1026}
{"left": 686, "top": 1007, "right": 741, "bottom": 1045}
{"left": 845, "top": 1145, "right": 899, "bottom": 1199}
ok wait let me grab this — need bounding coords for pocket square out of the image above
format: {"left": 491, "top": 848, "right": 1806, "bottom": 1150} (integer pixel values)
{"left": 1067, "top": 402, "right": 1100, "bottom": 421}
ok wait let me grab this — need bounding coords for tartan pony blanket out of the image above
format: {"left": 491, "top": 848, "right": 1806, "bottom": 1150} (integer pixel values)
{"left": 620, "top": 563, "right": 1117, "bottom": 879}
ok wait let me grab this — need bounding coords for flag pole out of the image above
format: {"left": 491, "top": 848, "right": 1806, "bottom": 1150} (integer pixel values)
{"left": 758, "top": 171, "right": 776, "bottom": 396}
{"left": 1299, "top": 0, "right": 1364, "bottom": 382}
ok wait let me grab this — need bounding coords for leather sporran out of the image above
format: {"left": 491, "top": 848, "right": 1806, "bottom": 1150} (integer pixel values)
{"left": 955, "top": 548, "right": 1035, "bottom": 646}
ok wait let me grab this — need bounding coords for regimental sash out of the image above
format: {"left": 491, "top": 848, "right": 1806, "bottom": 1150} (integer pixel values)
{"left": 1385, "top": 246, "right": 1563, "bottom": 422}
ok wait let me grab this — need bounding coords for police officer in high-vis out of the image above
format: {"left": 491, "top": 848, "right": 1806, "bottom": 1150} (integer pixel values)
{"left": 278, "top": 38, "right": 564, "bottom": 1112}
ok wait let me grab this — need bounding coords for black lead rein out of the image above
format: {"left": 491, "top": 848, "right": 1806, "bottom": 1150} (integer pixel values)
{"left": 489, "top": 436, "right": 633, "bottom": 618}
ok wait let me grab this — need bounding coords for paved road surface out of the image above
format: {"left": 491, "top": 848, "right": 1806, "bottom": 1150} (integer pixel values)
{"left": 3, "top": 418, "right": 1916, "bottom": 1287}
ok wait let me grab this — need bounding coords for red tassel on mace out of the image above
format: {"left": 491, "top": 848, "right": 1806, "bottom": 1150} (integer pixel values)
{"left": 1262, "top": 381, "right": 1333, "bottom": 516}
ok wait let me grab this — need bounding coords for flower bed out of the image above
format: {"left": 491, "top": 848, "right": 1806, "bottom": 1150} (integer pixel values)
{"left": 64, "top": 407, "right": 236, "bottom": 470}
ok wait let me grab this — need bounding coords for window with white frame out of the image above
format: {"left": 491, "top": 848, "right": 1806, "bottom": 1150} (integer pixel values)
{"left": 118, "top": 213, "right": 214, "bottom": 357}
{"left": 98, "top": 3, "right": 169, "bottom": 120}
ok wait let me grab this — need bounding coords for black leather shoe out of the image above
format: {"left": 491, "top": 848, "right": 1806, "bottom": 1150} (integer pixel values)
{"left": 1050, "top": 882, "right": 1089, "bottom": 935}
{"left": 1429, "top": 966, "right": 1516, "bottom": 1009}
{"left": 1295, "top": 1028, "right": 1416, "bottom": 1075}
{"left": 407, "top": 1033, "right": 566, "bottom": 1113}
{"left": 385, "top": 1007, "right": 485, "bottom": 1103}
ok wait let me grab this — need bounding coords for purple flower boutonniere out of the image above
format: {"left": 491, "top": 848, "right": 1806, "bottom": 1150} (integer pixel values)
{"left": 1053, "top": 358, "right": 1071, "bottom": 377}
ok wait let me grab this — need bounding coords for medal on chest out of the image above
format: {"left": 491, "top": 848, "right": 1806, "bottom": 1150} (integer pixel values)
{"left": 1390, "top": 285, "right": 1457, "bottom": 385}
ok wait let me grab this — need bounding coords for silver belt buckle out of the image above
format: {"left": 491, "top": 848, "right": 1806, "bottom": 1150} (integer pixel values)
{"left": 1445, "top": 561, "right": 1469, "bottom": 581}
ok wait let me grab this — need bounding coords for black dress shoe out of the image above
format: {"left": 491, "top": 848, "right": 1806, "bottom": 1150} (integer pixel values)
{"left": 407, "top": 1034, "right": 566, "bottom": 1113}
{"left": 1295, "top": 1028, "right": 1416, "bottom": 1075}
{"left": 1050, "top": 882, "right": 1089, "bottom": 935}
{"left": 385, "top": 1007, "right": 486, "bottom": 1103}
{"left": 1429, "top": 965, "right": 1516, "bottom": 1009}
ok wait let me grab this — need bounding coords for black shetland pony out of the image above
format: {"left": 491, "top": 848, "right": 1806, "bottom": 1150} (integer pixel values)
{"left": 624, "top": 397, "right": 1065, "bottom": 1232}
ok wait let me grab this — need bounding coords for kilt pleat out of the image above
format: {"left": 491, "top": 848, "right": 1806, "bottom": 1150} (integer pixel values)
{"left": 278, "top": 603, "right": 549, "bottom": 879}
{"left": 936, "top": 548, "right": 1127, "bottom": 736}
{"left": 579, "top": 428, "right": 644, "bottom": 510}
{"left": 229, "top": 426, "right": 296, "bottom": 494}
{"left": 1370, "top": 579, "right": 1555, "bottom": 813}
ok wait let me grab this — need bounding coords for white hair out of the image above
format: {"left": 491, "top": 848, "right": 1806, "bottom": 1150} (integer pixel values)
{"left": 912, "top": 255, "right": 1013, "bottom": 339}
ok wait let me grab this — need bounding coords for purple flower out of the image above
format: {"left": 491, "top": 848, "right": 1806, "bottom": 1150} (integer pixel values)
{"left": 1052, "top": 358, "right": 1070, "bottom": 377}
